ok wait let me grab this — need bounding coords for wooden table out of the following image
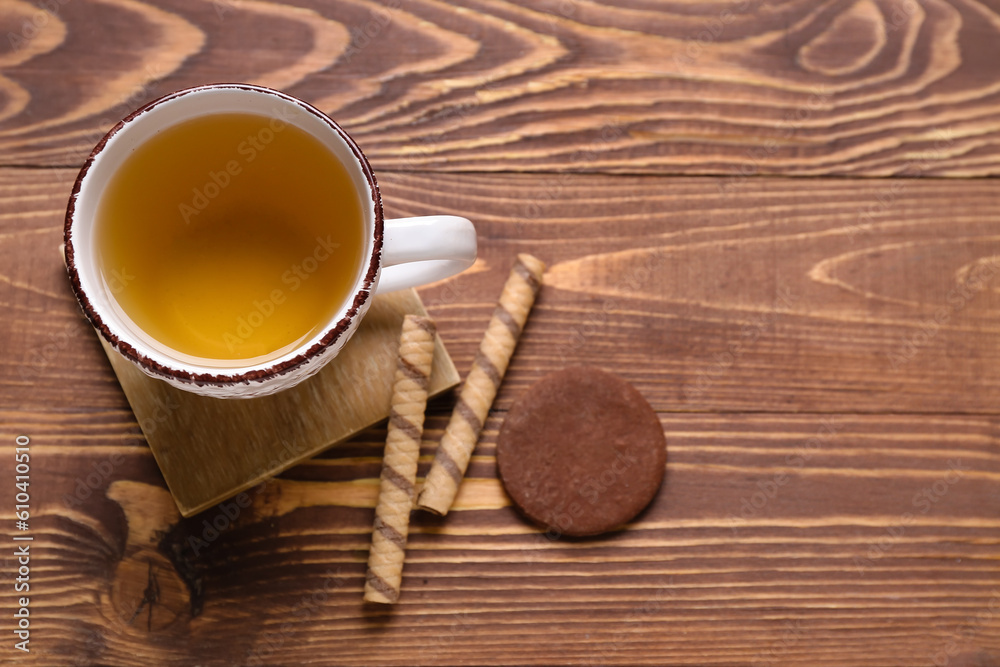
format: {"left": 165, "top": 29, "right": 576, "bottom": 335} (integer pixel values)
{"left": 2, "top": 1, "right": 999, "bottom": 665}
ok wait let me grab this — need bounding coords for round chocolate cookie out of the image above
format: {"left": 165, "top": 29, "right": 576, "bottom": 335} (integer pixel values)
{"left": 496, "top": 366, "right": 666, "bottom": 537}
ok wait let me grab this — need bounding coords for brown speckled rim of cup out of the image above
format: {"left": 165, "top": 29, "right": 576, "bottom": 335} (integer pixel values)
{"left": 63, "top": 84, "right": 384, "bottom": 388}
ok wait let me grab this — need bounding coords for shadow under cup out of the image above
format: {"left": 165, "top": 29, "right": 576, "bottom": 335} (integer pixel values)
{"left": 65, "top": 85, "right": 385, "bottom": 396}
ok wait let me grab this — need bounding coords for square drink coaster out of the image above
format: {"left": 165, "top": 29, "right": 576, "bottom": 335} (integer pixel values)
{"left": 99, "top": 289, "right": 459, "bottom": 517}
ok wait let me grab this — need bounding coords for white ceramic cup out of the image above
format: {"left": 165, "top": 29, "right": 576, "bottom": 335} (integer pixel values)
{"left": 64, "top": 84, "right": 477, "bottom": 398}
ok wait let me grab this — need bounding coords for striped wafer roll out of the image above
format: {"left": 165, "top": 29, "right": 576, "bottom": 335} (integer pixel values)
{"left": 416, "top": 253, "right": 545, "bottom": 516}
{"left": 364, "top": 314, "right": 436, "bottom": 604}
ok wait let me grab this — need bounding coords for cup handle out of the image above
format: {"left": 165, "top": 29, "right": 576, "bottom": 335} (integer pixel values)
{"left": 377, "top": 215, "right": 477, "bottom": 293}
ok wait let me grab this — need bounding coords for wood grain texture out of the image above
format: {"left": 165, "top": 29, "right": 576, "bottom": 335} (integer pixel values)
{"left": 1, "top": 0, "right": 1000, "bottom": 175}
{"left": 0, "top": 413, "right": 997, "bottom": 666}
{"left": 3, "top": 168, "right": 1000, "bottom": 415}
{"left": 2, "top": 1, "right": 1000, "bottom": 664}
{"left": 1, "top": 166, "right": 999, "bottom": 665}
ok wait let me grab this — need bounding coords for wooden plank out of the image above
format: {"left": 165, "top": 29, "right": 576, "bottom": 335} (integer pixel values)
{"left": 4, "top": 1, "right": 1000, "bottom": 665}
{"left": 0, "top": 413, "right": 997, "bottom": 665}
{"left": 3, "top": 168, "right": 1000, "bottom": 415}
{"left": 2, "top": 164, "right": 998, "bottom": 663}
{"left": 0, "top": 0, "right": 999, "bottom": 175}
